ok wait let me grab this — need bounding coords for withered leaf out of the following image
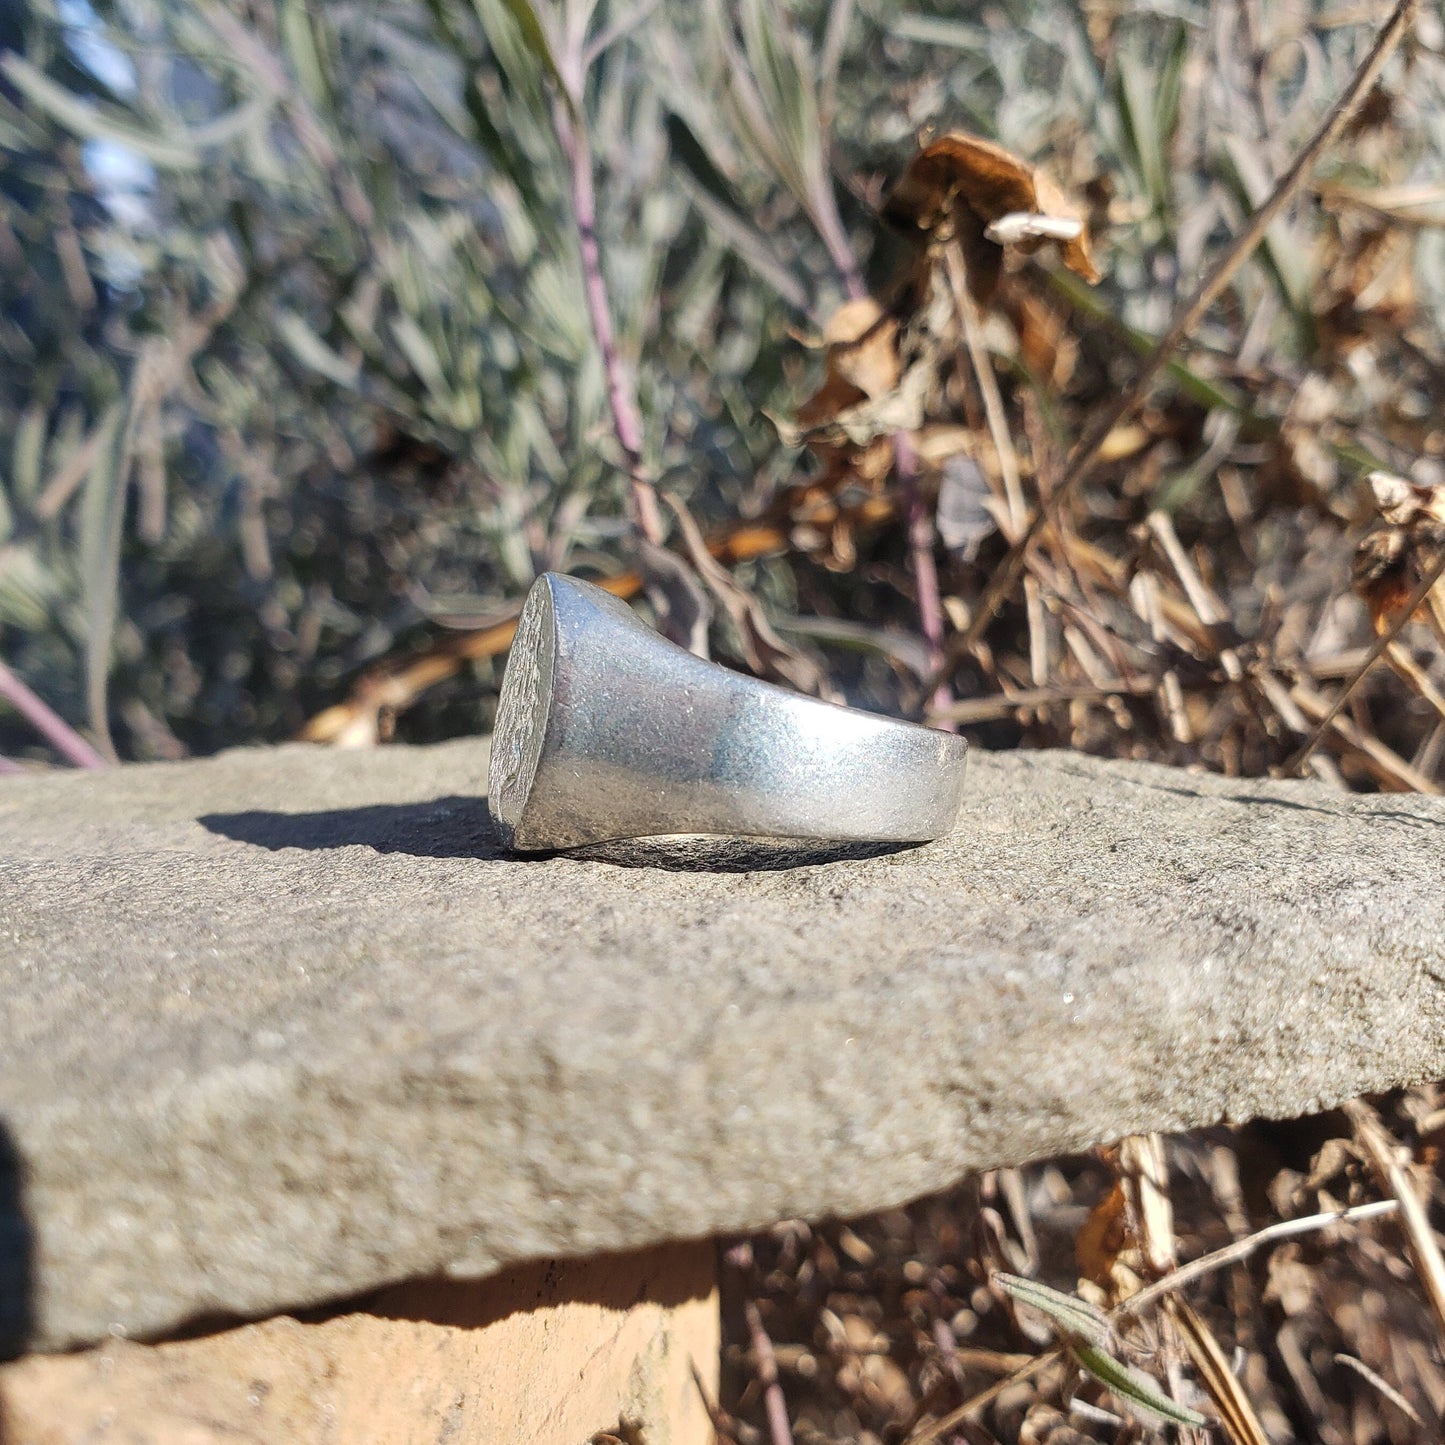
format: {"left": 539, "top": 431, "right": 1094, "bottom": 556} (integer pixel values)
{"left": 1074, "top": 1178, "right": 1130, "bottom": 1291}
{"left": 1354, "top": 471, "right": 1445, "bottom": 700}
{"left": 783, "top": 295, "right": 912, "bottom": 476}
{"left": 821, "top": 297, "right": 901, "bottom": 399}
{"left": 795, "top": 297, "right": 900, "bottom": 433}
{"left": 883, "top": 131, "right": 1100, "bottom": 300}
{"left": 1368, "top": 470, "right": 1445, "bottom": 534}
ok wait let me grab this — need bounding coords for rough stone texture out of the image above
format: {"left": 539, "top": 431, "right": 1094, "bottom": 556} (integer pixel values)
{"left": 2, "top": 739, "right": 1444, "bottom": 1354}
{"left": 0, "top": 1242, "right": 718, "bottom": 1444}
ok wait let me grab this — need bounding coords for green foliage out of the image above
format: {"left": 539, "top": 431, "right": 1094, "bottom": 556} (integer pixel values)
{"left": 1, "top": 0, "right": 1440, "bottom": 760}
{"left": 994, "top": 1273, "right": 1208, "bottom": 1428}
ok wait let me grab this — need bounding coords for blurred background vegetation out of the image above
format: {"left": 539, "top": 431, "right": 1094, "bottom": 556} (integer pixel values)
{"left": 2, "top": 0, "right": 1444, "bottom": 783}
{"left": 7, "top": 6, "right": 1445, "bottom": 1438}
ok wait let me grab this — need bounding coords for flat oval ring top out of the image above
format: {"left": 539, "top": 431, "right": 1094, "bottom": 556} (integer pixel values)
{"left": 488, "top": 573, "right": 968, "bottom": 852}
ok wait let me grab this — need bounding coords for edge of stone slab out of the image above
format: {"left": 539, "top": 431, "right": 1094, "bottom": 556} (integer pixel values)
{"left": 2, "top": 740, "right": 1444, "bottom": 1354}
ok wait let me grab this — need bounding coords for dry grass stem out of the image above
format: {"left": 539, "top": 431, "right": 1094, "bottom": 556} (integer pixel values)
{"left": 1284, "top": 547, "right": 1445, "bottom": 777}
{"left": 1169, "top": 1297, "right": 1271, "bottom": 1445}
{"left": 903, "top": 1351, "right": 1062, "bottom": 1445}
{"left": 1344, "top": 1099, "right": 1445, "bottom": 1340}
{"left": 1333, "top": 1351, "right": 1426, "bottom": 1426}
{"left": 742, "top": 1298, "right": 793, "bottom": 1445}
{"left": 952, "top": 0, "right": 1422, "bottom": 659}
{"left": 1118, "top": 1198, "right": 1400, "bottom": 1319}
{"left": 1288, "top": 678, "right": 1444, "bottom": 793}
{"left": 943, "top": 242, "right": 1025, "bottom": 536}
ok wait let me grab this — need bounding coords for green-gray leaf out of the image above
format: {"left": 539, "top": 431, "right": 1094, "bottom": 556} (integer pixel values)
{"left": 497, "top": 0, "right": 572, "bottom": 103}
{"left": 1074, "top": 1341, "right": 1208, "bottom": 1428}
{"left": 993, "top": 1273, "right": 1112, "bottom": 1349}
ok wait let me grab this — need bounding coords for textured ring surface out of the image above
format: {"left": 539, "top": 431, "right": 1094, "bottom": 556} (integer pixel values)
{"left": 488, "top": 573, "right": 968, "bottom": 851}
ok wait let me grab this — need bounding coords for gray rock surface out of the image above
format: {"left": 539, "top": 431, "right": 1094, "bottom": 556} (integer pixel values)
{"left": 2, "top": 739, "right": 1444, "bottom": 1354}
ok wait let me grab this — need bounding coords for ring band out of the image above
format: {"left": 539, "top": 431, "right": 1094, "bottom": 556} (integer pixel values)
{"left": 488, "top": 573, "right": 968, "bottom": 851}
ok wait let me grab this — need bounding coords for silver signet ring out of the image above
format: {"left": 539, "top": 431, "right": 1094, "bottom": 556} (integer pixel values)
{"left": 488, "top": 573, "right": 968, "bottom": 852}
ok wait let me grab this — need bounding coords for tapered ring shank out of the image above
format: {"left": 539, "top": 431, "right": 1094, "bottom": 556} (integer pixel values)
{"left": 488, "top": 574, "right": 967, "bottom": 851}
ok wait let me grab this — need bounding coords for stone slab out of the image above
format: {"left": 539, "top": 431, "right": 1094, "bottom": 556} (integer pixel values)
{"left": 1, "top": 739, "right": 1443, "bottom": 1354}
{"left": 0, "top": 1241, "right": 717, "bottom": 1444}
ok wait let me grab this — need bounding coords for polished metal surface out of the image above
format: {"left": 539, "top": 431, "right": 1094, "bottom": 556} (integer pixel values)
{"left": 489, "top": 573, "right": 968, "bottom": 851}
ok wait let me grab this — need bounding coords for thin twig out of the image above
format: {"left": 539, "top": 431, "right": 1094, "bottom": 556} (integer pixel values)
{"left": 1282, "top": 545, "right": 1445, "bottom": 777}
{"left": 896, "top": 434, "right": 955, "bottom": 722}
{"left": 1117, "top": 1136, "right": 1209, "bottom": 1443}
{"left": 943, "top": 243, "right": 1025, "bottom": 536}
{"left": 904, "top": 1350, "right": 1061, "bottom": 1445}
{"left": 1333, "top": 1352, "right": 1425, "bottom": 1425}
{"left": 692, "top": 1359, "right": 761, "bottom": 1445}
{"left": 926, "top": 677, "right": 1157, "bottom": 724}
{"left": 1385, "top": 640, "right": 1445, "bottom": 722}
{"left": 1344, "top": 1100, "right": 1445, "bottom": 1339}
{"left": 728, "top": 1243, "right": 794, "bottom": 1445}
{"left": 744, "top": 1299, "right": 794, "bottom": 1445}
{"left": 907, "top": 1200, "right": 1398, "bottom": 1445}
{"left": 1288, "top": 678, "right": 1442, "bottom": 793}
{"left": 1118, "top": 1198, "right": 1400, "bottom": 1319}
{"left": 0, "top": 659, "right": 109, "bottom": 770}
{"left": 947, "top": 0, "right": 1421, "bottom": 667}
{"left": 551, "top": 96, "right": 664, "bottom": 545}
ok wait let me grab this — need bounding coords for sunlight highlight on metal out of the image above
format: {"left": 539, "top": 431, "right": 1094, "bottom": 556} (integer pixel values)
{"left": 488, "top": 574, "right": 968, "bottom": 851}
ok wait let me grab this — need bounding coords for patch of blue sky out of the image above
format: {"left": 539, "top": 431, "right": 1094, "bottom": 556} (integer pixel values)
{"left": 56, "top": 0, "right": 135, "bottom": 96}
{"left": 56, "top": 0, "right": 154, "bottom": 236}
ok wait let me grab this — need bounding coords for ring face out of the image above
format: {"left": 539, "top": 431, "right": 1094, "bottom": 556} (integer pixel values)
{"left": 488, "top": 573, "right": 967, "bottom": 852}
{"left": 489, "top": 579, "right": 556, "bottom": 842}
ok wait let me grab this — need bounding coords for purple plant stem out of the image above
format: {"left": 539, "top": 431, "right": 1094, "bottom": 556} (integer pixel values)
{"left": 744, "top": 1297, "right": 795, "bottom": 1445}
{"left": 0, "top": 659, "right": 109, "bottom": 769}
{"left": 553, "top": 97, "right": 664, "bottom": 546}
{"left": 726, "top": 1243, "right": 794, "bottom": 1445}
{"left": 810, "top": 175, "right": 866, "bottom": 303}
{"left": 895, "top": 434, "right": 957, "bottom": 725}
{"left": 805, "top": 160, "right": 956, "bottom": 721}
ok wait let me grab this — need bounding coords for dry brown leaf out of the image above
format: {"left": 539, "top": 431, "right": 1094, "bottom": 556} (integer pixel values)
{"left": 821, "top": 297, "right": 901, "bottom": 399}
{"left": 1075, "top": 1179, "right": 1129, "bottom": 1290}
{"left": 787, "top": 296, "right": 905, "bottom": 491}
{"left": 887, "top": 133, "right": 1041, "bottom": 232}
{"left": 884, "top": 131, "right": 1101, "bottom": 301}
{"left": 794, "top": 371, "right": 868, "bottom": 433}
{"left": 1007, "top": 289, "right": 1080, "bottom": 388}
{"left": 1369, "top": 470, "right": 1445, "bottom": 532}
{"left": 1316, "top": 216, "right": 1417, "bottom": 352}
{"left": 795, "top": 296, "right": 901, "bottom": 431}
{"left": 786, "top": 316, "right": 919, "bottom": 450}
{"left": 1354, "top": 472, "right": 1445, "bottom": 655}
